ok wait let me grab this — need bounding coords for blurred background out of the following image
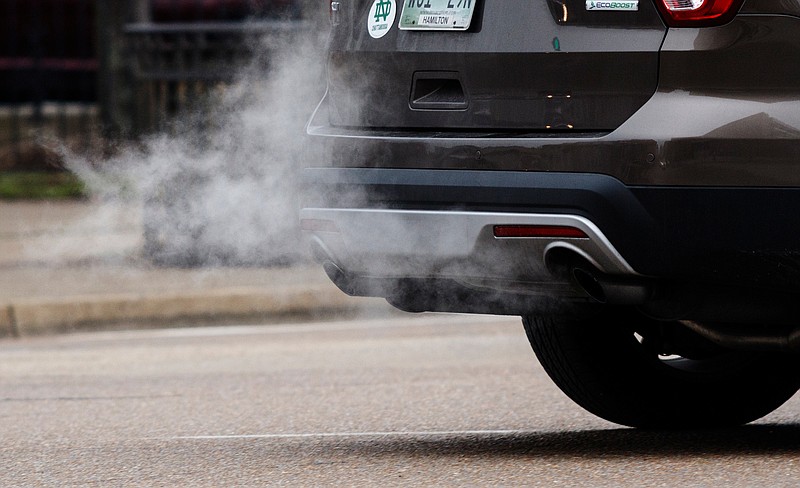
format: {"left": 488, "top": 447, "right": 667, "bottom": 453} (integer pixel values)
{"left": 0, "top": 0, "right": 315, "bottom": 194}
{"left": 1, "top": 0, "right": 326, "bottom": 268}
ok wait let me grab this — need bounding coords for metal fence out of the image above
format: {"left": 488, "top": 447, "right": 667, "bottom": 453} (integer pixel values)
{"left": 0, "top": 0, "right": 313, "bottom": 171}
{"left": 125, "top": 19, "right": 310, "bottom": 135}
{"left": 0, "top": 0, "right": 99, "bottom": 171}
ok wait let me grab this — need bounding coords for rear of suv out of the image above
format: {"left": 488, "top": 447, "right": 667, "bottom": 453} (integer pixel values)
{"left": 301, "top": 0, "right": 800, "bottom": 428}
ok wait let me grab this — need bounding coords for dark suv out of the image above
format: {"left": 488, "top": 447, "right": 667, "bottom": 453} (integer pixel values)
{"left": 301, "top": 0, "right": 800, "bottom": 428}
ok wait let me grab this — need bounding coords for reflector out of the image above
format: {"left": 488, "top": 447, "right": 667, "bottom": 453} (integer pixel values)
{"left": 493, "top": 225, "right": 588, "bottom": 239}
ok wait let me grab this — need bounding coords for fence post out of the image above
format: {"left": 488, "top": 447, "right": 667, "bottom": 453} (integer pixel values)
{"left": 96, "top": 0, "right": 140, "bottom": 145}
{"left": 133, "top": 0, "right": 150, "bottom": 23}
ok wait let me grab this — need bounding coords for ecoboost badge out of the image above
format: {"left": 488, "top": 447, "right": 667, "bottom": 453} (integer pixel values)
{"left": 585, "top": 1, "right": 639, "bottom": 11}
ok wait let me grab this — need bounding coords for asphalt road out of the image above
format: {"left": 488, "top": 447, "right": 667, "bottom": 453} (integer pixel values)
{"left": 2, "top": 314, "right": 800, "bottom": 487}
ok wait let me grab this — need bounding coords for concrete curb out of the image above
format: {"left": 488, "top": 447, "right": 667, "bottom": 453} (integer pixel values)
{"left": 1, "top": 284, "right": 390, "bottom": 337}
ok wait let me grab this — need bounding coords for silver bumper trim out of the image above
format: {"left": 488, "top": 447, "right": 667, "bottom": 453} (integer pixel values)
{"left": 300, "top": 208, "right": 639, "bottom": 280}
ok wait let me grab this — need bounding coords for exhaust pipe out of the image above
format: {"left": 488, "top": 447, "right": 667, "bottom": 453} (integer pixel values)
{"left": 309, "top": 237, "right": 358, "bottom": 295}
{"left": 680, "top": 320, "right": 800, "bottom": 352}
{"left": 572, "top": 266, "right": 653, "bottom": 305}
{"left": 543, "top": 246, "right": 652, "bottom": 305}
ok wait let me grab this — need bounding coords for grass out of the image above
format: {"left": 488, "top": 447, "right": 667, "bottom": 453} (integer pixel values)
{"left": 0, "top": 171, "right": 87, "bottom": 200}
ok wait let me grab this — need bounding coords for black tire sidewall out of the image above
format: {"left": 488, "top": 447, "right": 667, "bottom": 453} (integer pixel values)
{"left": 523, "top": 309, "right": 800, "bottom": 429}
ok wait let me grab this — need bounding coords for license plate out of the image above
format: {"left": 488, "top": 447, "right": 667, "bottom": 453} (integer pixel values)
{"left": 399, "top": 0, "right": 477, "bottom": 31}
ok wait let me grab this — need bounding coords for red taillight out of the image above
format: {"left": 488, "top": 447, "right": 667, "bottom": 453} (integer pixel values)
{"left": 493, "top": 225, "right": 588, "bottom": 239}
{"left": 655, "top": 0, "right": 743, "bottom": 27}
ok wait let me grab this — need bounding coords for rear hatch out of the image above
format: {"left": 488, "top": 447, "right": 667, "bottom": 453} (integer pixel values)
{"left": 326, "top": 0, "right": 666, "bottom": 132}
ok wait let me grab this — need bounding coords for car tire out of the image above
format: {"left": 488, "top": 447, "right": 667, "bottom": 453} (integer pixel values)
{"left": 522, "top": 308, "right": 800, "bottom": 429}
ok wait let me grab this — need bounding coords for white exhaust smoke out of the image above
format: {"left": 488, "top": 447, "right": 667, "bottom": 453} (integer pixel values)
{"left": 65, "top": 22, "right": 329, "bottom": 267}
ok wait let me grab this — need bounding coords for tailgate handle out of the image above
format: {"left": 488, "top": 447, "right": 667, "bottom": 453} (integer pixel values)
{"left": 410, "top": 72, "right": 468, "bottom": 110}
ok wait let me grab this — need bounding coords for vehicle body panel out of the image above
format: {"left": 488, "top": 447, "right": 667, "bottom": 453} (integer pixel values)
{"left": 311, "top": 13, "right": 800, "bottom": 187}
{"left": 327, "top": 0, "right": 665, "bottom": 131}
{"left": 302, "top": 0, "right": 800, "bottom": 323}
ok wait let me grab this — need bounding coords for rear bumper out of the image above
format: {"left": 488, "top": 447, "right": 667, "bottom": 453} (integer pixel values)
{"left": 301, "top": 208, "right": 635, "bottom": 278}
{"left": 301, "top": 204, "right": 655, "bottom": 313}
{"left": 301, "top": 168, "right": 800, "bottom": 306}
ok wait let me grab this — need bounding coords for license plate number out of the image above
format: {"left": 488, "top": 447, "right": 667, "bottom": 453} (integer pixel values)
{"left": 399, "top": 0, "right": 477, "bottom": 31}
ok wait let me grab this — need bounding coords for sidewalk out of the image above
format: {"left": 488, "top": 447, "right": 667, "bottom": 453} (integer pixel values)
{"left": 0, "top": 200, "right": 395, "bottom": 337}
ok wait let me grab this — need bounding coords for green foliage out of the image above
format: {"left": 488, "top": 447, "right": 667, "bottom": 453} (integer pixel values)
{"left": 0, "top": 172, "right": 87, "bottom": 200}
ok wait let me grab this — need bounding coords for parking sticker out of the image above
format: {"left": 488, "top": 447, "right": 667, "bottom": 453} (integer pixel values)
{"left": 368, "top": 0, "right": 397, "bottom": 39}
